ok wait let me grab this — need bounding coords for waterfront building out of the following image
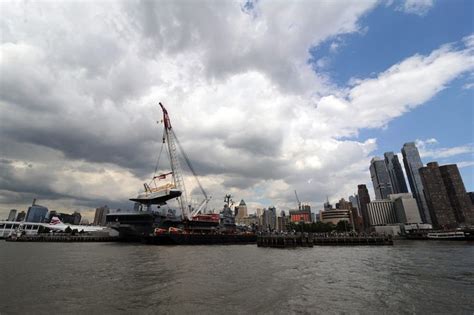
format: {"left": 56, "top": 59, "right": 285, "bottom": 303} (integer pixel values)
{"left": 419, "top": 162, "right": 457, "bottom": 229}
{"left": 289, "top": 207, "right": 312, "bottom": 223}
{"left": 439, "top": 164, "right": 474, "bottom": 225}
{"left": 384, "top": 152, "right": 408, "bottom": 194}
{"left": 349, "top": 195, "right": 360, "bottom": 216}
{"left": 323, "top": 198, "right": 332, "bottom": 211}
{"left": 320, "top": 209, "right": 351, "bottom": 225}
{"left": 15, "top": 211, "right": 26, "bottom": 222}
{"left": 59, "top": 211, "right": 82, "bottom": 225}
{"left": 374, "top": 225, "right": 401, "bottom": 236}
{"left": 237, "top": 214, "right": 259, "bottom": 227}
{"left": 235, "top": 200, "right": 248, "bottom": 219}
{"left": 389, "top": 193, "right": 422, "bottom": 224}
{"left": 25, "top": 203, "right": 48, "bottom": 223}
{"left": 94, "top": 205, "right": 110, "bottom": 226}
{"left": 336, "top": 198, "right": 352, "bottom": 210}
{"left": 370, "top": 157, "right": 393, "bottom": 200}
{"left": 262, "top": 207, "right": 277, "bottom": 231}
{"left": 7, "top": 209, "right": 17, "bottom": 221}
{"left": 276, "top": 211, "right": 288, "bottom": 232}
{"left": 367, "top": 200, "right": 398, "bottom": 226}
{"left": 401, "top": 142, "right": 430, "bottom": 224}
{"left": 351, "top": 211, "right": 364, "bottom": 232}
{"left": 357, "top": 184, "right": 371, "bottom": 231}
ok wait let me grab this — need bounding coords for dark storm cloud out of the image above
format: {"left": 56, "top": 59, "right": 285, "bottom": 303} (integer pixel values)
{"left": 0, "top": 158, "right": 135, "bottom": 211}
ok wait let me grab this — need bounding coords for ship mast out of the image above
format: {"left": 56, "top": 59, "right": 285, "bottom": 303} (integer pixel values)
{"left": 159, "top": 102, "right": 188, "bottom": 219}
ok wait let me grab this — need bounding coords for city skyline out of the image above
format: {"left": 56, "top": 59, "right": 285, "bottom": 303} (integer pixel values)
{"left": 1, "top": 1, "right": 473, "bottom": 219}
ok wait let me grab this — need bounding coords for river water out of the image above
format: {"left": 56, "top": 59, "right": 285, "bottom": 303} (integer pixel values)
{"left": 0, "top": 240, "right": 473, "bottom": 314}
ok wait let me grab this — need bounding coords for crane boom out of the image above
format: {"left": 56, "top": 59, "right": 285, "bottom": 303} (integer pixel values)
{"left": 158, "top": 102, "right": 210, "bottom": 220}
{"left": 294, "top": 190, "right": 301, "bottom": 210}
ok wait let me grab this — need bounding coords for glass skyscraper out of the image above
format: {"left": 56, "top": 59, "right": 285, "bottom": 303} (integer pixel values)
{"left": 401, "top": 142, "right": 431, "bottom": 224}
{"left": 357, "top": 184, "right": 371, "bottom": 231}
{"left": 370, "top": 157, "right": 393, "bottom": 200}
{"left": 384, "top": 152, "right": 408, "bottom": 194}
{"left": 25, "top": 205, "right": 48, "bottom": 223}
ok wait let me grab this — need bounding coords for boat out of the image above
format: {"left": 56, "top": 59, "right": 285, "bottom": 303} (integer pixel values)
{"left": 405, "top": 229, "right": 474, "bottom": 241}
{"left": 106, "top": 102, "right": 255, "bottom": 244}
{"left": 426, "top": 231, "right": 466, "bottom": 240}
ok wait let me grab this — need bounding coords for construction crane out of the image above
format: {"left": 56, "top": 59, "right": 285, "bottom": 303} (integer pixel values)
{"left": 158, "top": 102, "right": 211, "bottom": 220}
{"left": 294, "top": 190, "right": 301, "bottom": 211}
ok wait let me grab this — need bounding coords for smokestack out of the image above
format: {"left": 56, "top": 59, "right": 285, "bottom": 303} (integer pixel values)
{"left": 32, "top": 198, "right": 36, "bottom": 206}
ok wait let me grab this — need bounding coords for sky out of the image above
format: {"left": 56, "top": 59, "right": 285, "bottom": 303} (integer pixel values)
{"left": 0, "top": 0, "right": 473, "bottom": 220}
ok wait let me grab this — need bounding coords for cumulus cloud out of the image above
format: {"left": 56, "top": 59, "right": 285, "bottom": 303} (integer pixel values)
{"left": 0, "top": 1, "right": 472, "bottom": 218}
{"left": 398, "top": 0, "right": 434, "bottom": 16}
{"left": 416, "top": 138, "right": 474, "bottom": 160}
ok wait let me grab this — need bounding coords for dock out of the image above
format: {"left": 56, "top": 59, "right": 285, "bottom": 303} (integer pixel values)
{"left": 257, "top": 234, "right": 314, "bottom": 248}
{"left": 257, "top": 234, "right": 393, "bottom": 248}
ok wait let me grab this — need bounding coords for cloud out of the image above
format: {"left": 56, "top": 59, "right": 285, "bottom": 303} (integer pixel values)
{"left": 315, "top": 40, "right": 474, "bottom": 138}
{"left": 415, "top": 138, "right": 474, "bottom": 159}
{"left": 0, "top": 1, "right": 472, "bottom": 219}
{"left": 398, "top": 0, "right": 434, "bottom": 16}
{"left": 457, "top": 161, "right": 474, "bottom": 168}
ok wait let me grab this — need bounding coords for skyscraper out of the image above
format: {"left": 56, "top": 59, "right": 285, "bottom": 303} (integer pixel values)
{"left": 439, "top": 164, "right": 474, "bottom": 225}
{"left": 349, "top": 195, "right": 359, "bottom": 216}
{"left": 262, "top": 207, "right": 277, "bottom": 231}
{"left": 94, "top": 205, "right": 110, "bottom": 226}
{"left": 384, "top": 152, "right": 408, "bottom": 194}
{"left": 236, "top": 199, "right": 248, "bottom": 219}
{"left": 25, "top": 205, "right": 48, "bottom": 223}
{"left": 401, "top": 142, "right": 430, "bottom": 224}
{"left": 7, "top": 209, "right": 17, "bottom": 221}
{"left": 419, "top": 162, "right": 457, "bottom": 228}
{"left": 357, "top": 184, "right": 371, "bottom": 231}
{"left": 370, "top": 157, "right": 393, "bottom": 200}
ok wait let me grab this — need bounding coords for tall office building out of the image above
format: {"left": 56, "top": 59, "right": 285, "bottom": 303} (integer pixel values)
{"left": 236, "top": 200, "right": 248, "bottom": 219}
{"left": 94, "top": 205, "right": 110, "bottom": 226}
{"left": 7, "top": 209, "right": 17, "bottom": 221}
{"left": 401, "top": 142, "right": 430, "bottom": 224}
{"left": 370, "top": 157, "right": 393, "bottom": 200}
{"left": 349, "top": 195, "right": 360, "bottom": 216}
{"left": 419, "top": 162, "right": 457, "bottom": 228}
{"left": 262, "top": 207, "right": 277, "bottom": 231}
{"left": 384, "top": 152, "right": 408, "bottom": 194}
{"left": 439, "top": 164, "right": 474, "bottom": 225}
{"left": 25, "top": 204, "right": 48, "bottom": 223}
{"left": 335, "top": 198, "right": 349, "bottom": 210}
{"left": 357, "top": 184, "right": 371, "bottom": 231}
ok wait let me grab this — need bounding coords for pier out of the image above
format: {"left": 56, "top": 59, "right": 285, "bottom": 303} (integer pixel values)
{"left": 257, "top": 233, "right": 393, "bottom": 248}
{"left": 257, "top": 234, "right": 314, "bottom": 248}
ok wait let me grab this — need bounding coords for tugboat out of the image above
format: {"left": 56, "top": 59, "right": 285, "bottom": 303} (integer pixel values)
{"left": 107, "top": 102, "right": 256, "bottom": 245}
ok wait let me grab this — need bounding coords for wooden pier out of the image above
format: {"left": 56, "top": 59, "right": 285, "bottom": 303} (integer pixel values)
{"left": 257, "top": 234, "right": 314, "bottom": 248}
{"left": 257, "top": 234, "right": 393, "bottom": 248}
{"left": 313, "top": 235, "right": 393, "bottom": 246}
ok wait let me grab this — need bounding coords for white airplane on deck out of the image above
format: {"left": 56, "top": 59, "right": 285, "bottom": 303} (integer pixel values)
{"left": 43, "top": 216, "right": 106, "bottom": 232}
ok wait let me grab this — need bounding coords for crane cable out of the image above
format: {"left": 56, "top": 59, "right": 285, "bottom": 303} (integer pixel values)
{"left": 149, "top": 126, "right": 166, "bottom": 186}
{"left": 171, "top": 129, "right": 208, "bottom": 200}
